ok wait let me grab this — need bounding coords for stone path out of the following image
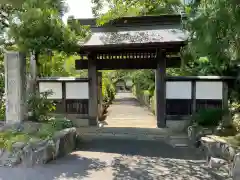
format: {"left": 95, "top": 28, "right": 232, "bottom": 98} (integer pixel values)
{"left": 0, "top": 139, "right": 229, "bottom": 180}
{"left": 104, "top": 92, "right": 156, "bottom": 128}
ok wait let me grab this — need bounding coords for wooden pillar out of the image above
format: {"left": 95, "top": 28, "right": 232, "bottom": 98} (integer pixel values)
{"left": 29, "top": 51, "right": 38, "bottom": 94}
{"left": 155, "top": 49, "right": 166, "bottom": 128}
{"left": 222, "top": 81, "right": 230, "bottom": 125}
{"left": 98, "top": 72, "right": 103, "bottom": 118}
{"left": 222, "top": 81, "right": 228, "bottom": 110}
{"left": 88, "top": 53, "right": 98, "bottom": 126}
{"left": 62, "top": 81, "right": 66, "bottom": 112}
{"left": 191, "top": 80, "right": 196, "bottom": 114}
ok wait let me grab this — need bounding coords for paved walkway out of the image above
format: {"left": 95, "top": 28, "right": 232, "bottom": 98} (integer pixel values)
{"left": 0, "top": 139, "right": 229, "bottom": 180}
{"left": 104, "top": 92, "right": 157, "bottom": 128}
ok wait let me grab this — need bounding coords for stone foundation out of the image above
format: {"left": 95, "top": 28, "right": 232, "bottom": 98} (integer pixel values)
{"left": 200, "top": 135, "right": 240, "bottom": 179}
{"left": 0, "top": 127, "right": 77, "bottom": 167}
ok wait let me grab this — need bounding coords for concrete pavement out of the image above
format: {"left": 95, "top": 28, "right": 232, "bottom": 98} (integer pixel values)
{"left": 104, "top": 92, "right": 156, "bottom": 128}
{"left": 0, "top": 139, "right": 230, "bottom": 180}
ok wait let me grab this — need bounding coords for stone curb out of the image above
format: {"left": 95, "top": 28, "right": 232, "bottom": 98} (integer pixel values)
{"left": 0, "top": 127, "right": 77, "bottom": 167}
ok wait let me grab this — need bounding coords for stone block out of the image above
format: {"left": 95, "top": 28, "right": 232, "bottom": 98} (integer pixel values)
{"left": 54, "top": 128, "right": 76, "bottom": 157}
{"left": 232, "top": 153, "right": 240, "bottom": 180}
{"left": 0, "top": 128, "right": 77, "bottom": 167}
{"left": 208, "top": 157, "right": 227, "bottom": 168}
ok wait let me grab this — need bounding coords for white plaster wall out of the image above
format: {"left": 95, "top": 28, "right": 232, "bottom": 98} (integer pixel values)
{"left": 66, "top": 82, "right": 88, "bottom": 99}
{"left": 39, "top": 82, "right": 62, "bottom": 99}
{"left": 196, "top": 81, "right": 222, "bottom": 99}
{"left": 166, "top": 81, "right": 192, "bottom": 99}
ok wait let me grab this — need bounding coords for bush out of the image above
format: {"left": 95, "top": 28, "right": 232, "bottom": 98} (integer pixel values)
{"left": 28, "top": 90, "right": 56, "bottom": 122}
{"left": 192, "top": 108, "right": 226, "bottom": 127}
{"left": 49, "top": 117, "right": 73, "bottom": 131}
{"left": 233, "top": 113, "right": 240, "bottom": 133}
{"left": 102, "top": 77, "right": 116, "bottom": 103}
{"left": 0, "top": 96, "right": 5, "bottom": 120}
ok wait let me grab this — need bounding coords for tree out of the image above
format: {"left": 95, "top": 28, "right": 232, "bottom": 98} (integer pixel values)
{"left": 93, "top": 0, "right": 182, "bottom": 25}
{"left": 8, "top": 0, "right": 82, "bottom": 54}
{"left": 183, "top": 0, "right": 240, "bottom": 75}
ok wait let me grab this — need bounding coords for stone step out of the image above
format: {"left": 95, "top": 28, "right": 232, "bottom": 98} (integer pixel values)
{"left": 77, "top": 127, "right": 189, "bottom": 147}
{"left": 77, "top": 127, "right": 174, "bottom": 135}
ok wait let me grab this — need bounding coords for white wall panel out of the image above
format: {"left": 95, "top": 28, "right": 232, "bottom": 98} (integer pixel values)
{"left": 39, "top": 82, "right": 62, "bottom": 99}
{"left": 66, "top": 82, "right": 88, "bottom": 99}
{"left": 166, "top": 81, "right": 192, "bottom": 99}
{"left": 196, "top": 81, "right": 222, "bottom": 99}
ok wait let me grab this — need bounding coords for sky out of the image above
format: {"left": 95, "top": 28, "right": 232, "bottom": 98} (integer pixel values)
{"left": 63, "top": 0, "right": 94, "bottom": 22}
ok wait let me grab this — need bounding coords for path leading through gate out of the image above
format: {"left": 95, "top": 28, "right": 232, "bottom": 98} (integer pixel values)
{"left": 104, "top": 92, "right": 157, "bottom": 128}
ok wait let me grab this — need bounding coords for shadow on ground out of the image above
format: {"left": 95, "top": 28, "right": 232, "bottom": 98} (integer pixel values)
{"left": 0, "top": 139, "right": 229, "bottom": 180}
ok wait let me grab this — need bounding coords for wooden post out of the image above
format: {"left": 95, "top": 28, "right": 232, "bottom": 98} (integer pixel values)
{"left": 222, "top": 81, "right": 230, "bottom": 125}
{"left": 222, "top": 81, "right": 228, "bottom": 110}
{"left": 88, "top": 53, "right": 98, "bottom": 126}
{"left": 155, "top": 49, "right": 166, "bottom": 128}
{"left": 191, "top": 80, "right": 196, "bottom": 115}
{"left": 62, "top": 81, "right": 66, "bottom": 112}
{"left": 98, "top": 72, "right": 103, "bottom": 118}
{"left": 29, "top": 51, "right": 38, "bottom": 94}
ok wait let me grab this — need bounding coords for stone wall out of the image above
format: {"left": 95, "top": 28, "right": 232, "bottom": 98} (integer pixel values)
{"left": 0, "top": 127, "right": 77, "bottom": 167}
{"left": 200, "top": 135, "right": 240, "bottom": 179}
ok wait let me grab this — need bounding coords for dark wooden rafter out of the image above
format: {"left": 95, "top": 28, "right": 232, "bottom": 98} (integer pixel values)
{"left": 75, "top": 57, "right": 181, "bottom": 70}
{"left": 76, "top": 49, "right": 182, "bottom": 70}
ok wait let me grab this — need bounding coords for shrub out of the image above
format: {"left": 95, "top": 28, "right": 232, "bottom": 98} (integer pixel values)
{"left": 0, "top": 95, "right": 5, "bottom": 120}
{"left": 102, "top": 77, "right": 116, "bottom": 103}
{"left": 192, "top": 108, "right": 226, "bottom": 127}
{"left": 233, "top": 113, "right": 240, "bottom": 132}
{"left": 49, "top": 117, "right": 73, "bottom": 131}
{"left": 28, "top": 90, "right": 56, "bottom": 122}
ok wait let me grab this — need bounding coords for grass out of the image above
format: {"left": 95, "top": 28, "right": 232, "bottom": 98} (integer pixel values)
{"left": 221, "top": 134, "right": 240, "bottom": 148}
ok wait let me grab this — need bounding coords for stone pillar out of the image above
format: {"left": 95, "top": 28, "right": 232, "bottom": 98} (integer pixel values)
{"left": 155, "top": 50, "right": 166, "bottom": 128}
{"left": 4, "top": 51, "right": 27, "bottom": 124}
{"left": 88, "top": 54, "right": 98, "bottom": 126}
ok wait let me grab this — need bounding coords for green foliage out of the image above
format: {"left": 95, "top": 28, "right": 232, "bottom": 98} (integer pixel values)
{"left": 49, "top": 117, "right": 73, "bottom": 131}
{"left": 102, "top": 75, "right": 116, "bottom": 103}
{"left": 27, "top": 90, "right": 56, "bottom": 122}
{"left": 38, "top": 52, "right": 78, "bottom": 76}
{"left": 8, "top": 0, "right": 87, "bottom": 53}
{"left": 233, "top": 113, "right": 240, "bottom": 133}
{"left": 0, "top": 130, "right": 30, "bottom": 151}
{"left": 0, "top": 117, "right": 73, "bottom": 150}
{"left": 0, "top": 96, "right": 5, "bottom": 120}
{"left": 0, "top": 0, "right": 25, "bottom": 8}
{"left": 95, "top": 0, "right": 181, "bottom": 25}
{"left": 192, "top": 108, "right": 226, "bottom": 127}
{"left": 131, "top": 70, "right": 155, "bottom": 96}
{"left": 0, "top": 53, "right": 4, "bottom": 120}
{"left": 183, "top": 0, "right": 240, "bottom": 75}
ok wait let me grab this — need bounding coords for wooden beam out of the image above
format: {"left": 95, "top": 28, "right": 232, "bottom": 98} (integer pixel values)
{"left": 75, "top": 57, "right": 181, "bottom": 70}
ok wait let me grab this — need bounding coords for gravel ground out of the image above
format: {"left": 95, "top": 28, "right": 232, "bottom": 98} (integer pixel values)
{"left": 0, "top": 139, "right": 230, "bottom": 180}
